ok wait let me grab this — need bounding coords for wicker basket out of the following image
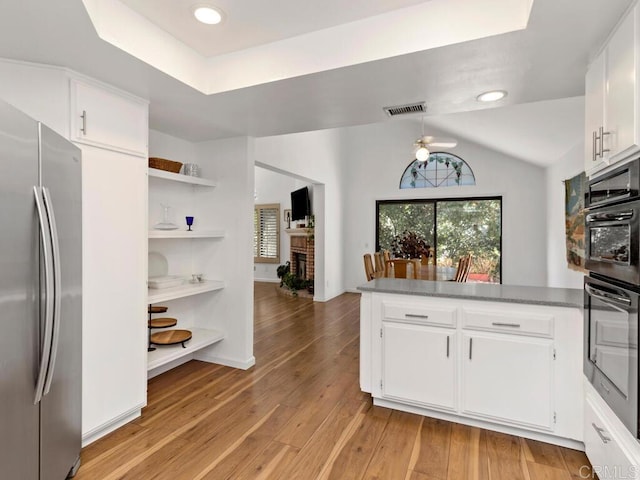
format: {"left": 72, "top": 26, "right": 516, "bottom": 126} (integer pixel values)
{"left": 149, "top": 157, "right": 183, "bottom": 174}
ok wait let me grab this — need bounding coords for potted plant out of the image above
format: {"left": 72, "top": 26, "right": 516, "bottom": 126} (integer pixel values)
{"left": 390, "top": 231, "right": 430, "bottom": 259}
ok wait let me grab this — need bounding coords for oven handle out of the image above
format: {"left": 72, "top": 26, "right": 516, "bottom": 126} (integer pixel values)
{"left": 585, "top": 283, "right": 632, "bottom": 307}
{"left": 585, "top": 211, "right": 634, "bottom": 223}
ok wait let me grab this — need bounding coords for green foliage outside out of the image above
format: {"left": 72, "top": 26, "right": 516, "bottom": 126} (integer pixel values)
{"left": 378, "top": 199, "right": 501, "bottom": 283}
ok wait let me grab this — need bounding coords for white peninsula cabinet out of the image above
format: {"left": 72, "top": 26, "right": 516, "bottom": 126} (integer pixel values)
{"left": 585, "top": 3, "right": 640, "bottom": 176}
{"left": 360, "top": 283, "right": 584, "bottom": 448}
{"left": 147, "top": 168, "right": 226, "bottom": 377}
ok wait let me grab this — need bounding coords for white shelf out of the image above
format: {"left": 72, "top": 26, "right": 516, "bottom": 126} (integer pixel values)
{"left": 148, "top": 168, "right": 217, "bottom": 187}
{"left": 148, "top": 280, "right": 225, "bottom": 303}
{"left": 148, "top": 230, "right": 225, "bottom": 239}
{"left": 147, "top": 327, "right": 225, "bottom": 371}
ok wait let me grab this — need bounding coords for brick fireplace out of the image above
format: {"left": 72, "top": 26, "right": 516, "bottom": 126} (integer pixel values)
{"left": 289, "top": 233, "right": 314, "bottom": 281}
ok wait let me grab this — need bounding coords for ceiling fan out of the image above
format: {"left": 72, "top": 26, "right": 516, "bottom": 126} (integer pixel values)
{"left": 413, "top": 118, "right": 457, "bottom": 161}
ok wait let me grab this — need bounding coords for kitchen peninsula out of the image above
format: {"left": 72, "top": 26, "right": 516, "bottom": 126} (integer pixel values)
{"left": 358, "top": 278, "right": 584, "bottom": 449}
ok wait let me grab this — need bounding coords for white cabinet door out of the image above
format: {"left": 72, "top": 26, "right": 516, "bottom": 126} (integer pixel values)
{"left": 70, "top": 79, "right": 148, "bottom": 157}
{"left": 81, "top": 145, "right": 147, "bottom": 439}
{"left": 382, "top": 321, "right": 456, "bottom": 411}
{"left": 585, "top": 52, "right": 607, "bottom": 176}
{"left": 604, "top": 7, "right": 639, "bottom": 164}
{"left": 461, "top": 332, "right": 554, "bottom": 430}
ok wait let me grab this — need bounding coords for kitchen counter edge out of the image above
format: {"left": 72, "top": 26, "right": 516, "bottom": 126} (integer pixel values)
{"left": 357, "top": 278, "right": 583, "bottom": 309}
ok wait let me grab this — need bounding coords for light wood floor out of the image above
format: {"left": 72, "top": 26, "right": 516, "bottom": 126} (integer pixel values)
{"left": 75, "top": 282, "right": 592, "bottom": 480}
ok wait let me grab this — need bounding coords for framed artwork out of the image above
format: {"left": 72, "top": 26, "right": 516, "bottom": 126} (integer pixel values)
{"left": 564, "top": 172, "right": 586, "bottom": 272}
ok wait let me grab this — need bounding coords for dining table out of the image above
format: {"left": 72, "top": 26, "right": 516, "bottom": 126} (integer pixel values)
{"left": 384, "top": 259, "right": 456, "bottom": 281}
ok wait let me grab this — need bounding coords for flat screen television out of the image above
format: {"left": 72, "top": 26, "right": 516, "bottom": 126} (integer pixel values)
{"left": 291, "top": 187, "right": 311, "bottom": 221}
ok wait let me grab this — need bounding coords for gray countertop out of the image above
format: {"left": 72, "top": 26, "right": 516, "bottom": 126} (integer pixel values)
{"left": 357, "top": 278, "right": 583, "bottom": 309}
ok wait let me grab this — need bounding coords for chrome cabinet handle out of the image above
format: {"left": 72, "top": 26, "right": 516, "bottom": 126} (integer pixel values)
{"left": 446, "top": 336, "right": 450, "bottom": 358}
{"left": 42, "top": 187, "right": 61, "bottom": 396}
{"left": 600, "top": 126, "right": 610, "bottom": 156}
{"left": 492, "top": 322, "right": 521, "bottom": 328}
{"left": 405, "top": 313, "right": 429, "bottom": 319}
{"left": 592, "top": 423, "right": 611, "bottom": 444}
{"left": 80, "top": 110, "right": 87, "bottom": 135}
{"left": 593, "top": 130, "right": 599, "bottom": 161}
{"left": 469, "top": 337, "right": 473, "bottom": 360}
{"left": 33, "top": 186, "right": 54, "bottom": 405}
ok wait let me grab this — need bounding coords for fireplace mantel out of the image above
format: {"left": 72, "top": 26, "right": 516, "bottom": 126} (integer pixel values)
{"left": 285, "top": 228, "right": 314, "bottom": 237}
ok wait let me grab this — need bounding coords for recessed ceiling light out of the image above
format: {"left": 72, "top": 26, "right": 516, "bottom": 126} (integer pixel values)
{"left": 193, "top": 5, "right": 224, "bottom": 25}
{"left": 476, "top": 90, "right": 507, "bottom": 102}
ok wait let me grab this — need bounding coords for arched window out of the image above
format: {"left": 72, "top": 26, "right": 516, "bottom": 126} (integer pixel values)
{"left": 399, "top": 152, "right": 475, "bottom": 189}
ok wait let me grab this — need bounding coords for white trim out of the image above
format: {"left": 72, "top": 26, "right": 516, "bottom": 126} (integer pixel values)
{"left": 374, "top": 397, "right": 584, "bottom": 450}
{"left": 147, "top": 355, "right": 194, "bottom": 379}
{"left": 254, "top": 277, "right": 280, "bottom": 283}
{"left": 194, "top": 352, "right": 256, "bottom": 370}
{"left": 81, "top": 404, "right": 143, "bottom": 446}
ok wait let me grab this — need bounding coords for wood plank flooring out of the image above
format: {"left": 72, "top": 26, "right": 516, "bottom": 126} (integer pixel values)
{"left": 75, "top": 282, "right": 592, "bottom": 479}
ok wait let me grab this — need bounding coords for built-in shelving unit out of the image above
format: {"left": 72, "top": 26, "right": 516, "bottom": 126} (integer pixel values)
{"left": 147, "top": 166, "right": 225, "bottom": 375}
{"left": 148, "top": 167, "right": 217, "bottom": 187}
{"left": 147, "top": 327, "right": 225, "bottom": 371}
{"left": 147, "top": 280, "right": 225, "bottom": 304}
{"left": 148, "top": 230, "right": 225, "bottom": 239}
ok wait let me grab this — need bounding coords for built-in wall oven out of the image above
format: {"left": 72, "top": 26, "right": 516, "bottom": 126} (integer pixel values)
{"left": 585, "top": 160, "right": 640, "bottom": 440}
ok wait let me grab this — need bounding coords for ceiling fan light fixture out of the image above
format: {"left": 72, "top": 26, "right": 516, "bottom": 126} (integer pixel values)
{"left": 415, "top": 144, "right": 430, "bottom": 161}
{"left": 193, "top": 5, "right": 224, "bottom": 25}
{"left": 476, "top": 90, "right": 507, "bottom": 102}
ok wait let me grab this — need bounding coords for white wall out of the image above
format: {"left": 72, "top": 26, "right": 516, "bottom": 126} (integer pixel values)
{"left": 340, "top": 120, "right": 548, "bottom": 290}
{"left": 255, "top": 129, "right": 345, "bottom": 301}
{"left": 545, "top": 141, "right": 585, "bottom": 289}
{"left": 253, "top": 167, "right": 297, "bottom": 282}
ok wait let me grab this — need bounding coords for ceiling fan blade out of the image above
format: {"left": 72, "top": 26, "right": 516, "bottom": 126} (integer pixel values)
{"left": 420, "top": 136, "right": 457, "bottom": 148}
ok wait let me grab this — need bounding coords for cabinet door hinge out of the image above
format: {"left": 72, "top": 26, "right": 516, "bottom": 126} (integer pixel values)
{"left": 553, "top": 348, "right": 556, "bottom": 360}
{"left": 553, "top": 412, "right": 557, "bottom": 424}
{"left": 380, "top": 328, "right": 383, "bottom": 338}
{"left": 380, "top": 379, "right": 383, "bottom": 389}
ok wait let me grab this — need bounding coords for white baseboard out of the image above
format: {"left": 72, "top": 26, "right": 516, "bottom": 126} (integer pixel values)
{"left": 254, "top": 278, "right": 280, "bottom": 283}
{"left": 195, "top": 352, "right": 256, "bottom": 370}
{"left": 374, "top": 398, "right": 584, "bottom": 451}
{"left": 82, "top": 404, "right": 143, "bottom": 446}
{"left": 147, "top": 354, "right": 194, "bottom": 379}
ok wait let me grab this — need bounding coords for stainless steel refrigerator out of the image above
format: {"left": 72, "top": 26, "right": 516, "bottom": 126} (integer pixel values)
{"left": 0, "top": 100, "right": 82, "bottom": 479}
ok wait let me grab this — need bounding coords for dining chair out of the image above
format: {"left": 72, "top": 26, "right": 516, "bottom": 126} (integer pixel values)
{"left": 374, "top": 252, "right": 386, "bottom": 276}
{"left": 364, "top": 253, "right": 376, "bottom": 281}
{"left": 421, "top": 247, "right": 436, "bottom": 266}
{"left": 385, "top": 258, "right": 419, "bottom": 279}
{"left": 453, "top": 254, "right": 472, "bottom": 282}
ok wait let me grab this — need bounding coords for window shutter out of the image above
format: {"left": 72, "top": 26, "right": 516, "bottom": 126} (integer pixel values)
{"left": 254, "top": 204, "right": 280, "bottom": 263}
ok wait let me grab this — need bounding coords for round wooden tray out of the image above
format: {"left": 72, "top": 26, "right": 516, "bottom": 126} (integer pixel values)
{"left": 148, "top": 317, "right": 177, "bottom": 329}
{"left": 150, "top": 329, "right": 192, "bottom": 347}
{"left": 148, "top": 305, "right": 168, "bottom": 314}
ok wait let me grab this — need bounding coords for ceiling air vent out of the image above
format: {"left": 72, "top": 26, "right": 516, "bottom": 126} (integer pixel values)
{"left": 383, "top": 102, "right": 426, "bottom": 117}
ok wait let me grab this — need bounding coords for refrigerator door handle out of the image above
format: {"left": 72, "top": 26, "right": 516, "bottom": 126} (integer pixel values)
{"left": 42, "top": 187, "right": 62, "bottom": 396}
{"left": 33, "top": 186, "right": 55, "bottom": 405}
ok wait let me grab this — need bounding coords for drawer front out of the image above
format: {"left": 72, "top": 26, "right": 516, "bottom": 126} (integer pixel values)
{"left": 584, "top": 394, "right": 637, "bottom": 480}
{"left": 382, "top": 301, "right": 456, "bottom": 328}
{"left": 461, "top": 307, "right": 554, "bottom": 338}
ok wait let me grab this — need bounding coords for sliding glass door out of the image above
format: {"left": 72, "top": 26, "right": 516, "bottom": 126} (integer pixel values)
{"left": 376, "top": 197, "right": 502, "bottom": 283}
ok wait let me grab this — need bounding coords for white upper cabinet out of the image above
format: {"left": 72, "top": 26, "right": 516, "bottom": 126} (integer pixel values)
{"left": 585, "top": 4, "right": 640, "bottom": 176}
{"left": 70, "top": 78, "right": 148, "bottom": 157}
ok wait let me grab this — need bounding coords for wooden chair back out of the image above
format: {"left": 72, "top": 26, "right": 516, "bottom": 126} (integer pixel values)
{"left": 385, "top": 258, "right": 419, "bottom": 279}
{"left": 421, "top": 247, "right": 436, "bottom": 266}
{"left": 374, "top": 252, "right": 385, "bottom": 276}
{"left": 364, "top": 253, "right": 375, "bottom": 281}
{"left": 453, "top": 254, "right": 472, "bottom": 282}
